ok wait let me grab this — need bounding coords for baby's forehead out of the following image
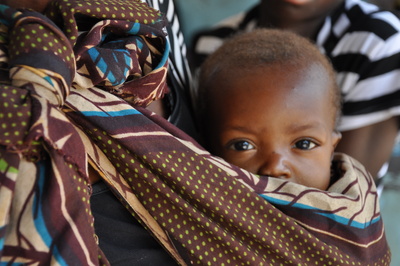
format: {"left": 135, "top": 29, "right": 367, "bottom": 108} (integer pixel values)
{"left": 227, "top": 62, "right": 336, "bottom": 111}
{"left": 226, "top": 61, "right": 332, "bottom": 84}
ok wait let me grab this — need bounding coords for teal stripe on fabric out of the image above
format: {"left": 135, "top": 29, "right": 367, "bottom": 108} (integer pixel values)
{"left": 81, "top": 109, "right": 142, "bottom": 117}
{"left": 317, "top": 212, "right": 380, "bottom": 228}
{"left": 128, "top": 22, "right": 141, "bottom": 35}
{"left": 0, "top": 5, "right": 12, "bottom": 26}
{"left": 259, "top": 194, "right": 380, "bottom": 229}
{"left": 155, "top": 40, "right": 169, "bottom": 70}
{"left": 88, "top": 48, "right": 118, "bottom": 84}
{"left": 43, "top": 76, "right": 54, "bottom": 86}
{"left": 34, "top": 162, "right": 67, "bottom": 266}
{"left": 0, "top": 232, "right": 4, "bottom": 253}
{"left": 136, "top": 38, "right": 143, "bottom": 50}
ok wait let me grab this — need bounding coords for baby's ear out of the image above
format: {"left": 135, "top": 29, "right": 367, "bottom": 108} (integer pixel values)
{"left": 332, "top": 130, "right": 342, "bottom": 149}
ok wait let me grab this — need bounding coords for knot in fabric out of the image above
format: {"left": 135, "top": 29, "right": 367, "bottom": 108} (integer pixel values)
{"left": 73, "top": 20, "right": 169, "bottom": 107}
{"left": 0, "top": 5, "right": 75, "bottom": 157}
{"left": 45, "top": 0, "right": 169, "bottom": 107}
{"left": 3, "top": 6, "right": 75, "bottom": 108}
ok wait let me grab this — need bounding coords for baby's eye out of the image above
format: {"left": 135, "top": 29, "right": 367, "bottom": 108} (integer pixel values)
{"left": 294, "top": 139, "right": 317, "bottom": 150}
{"left": 228, "top": 140, "right": 255, "bottom": 151}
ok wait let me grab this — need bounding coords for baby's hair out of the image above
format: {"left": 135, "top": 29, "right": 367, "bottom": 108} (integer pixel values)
{"left": 197, "top": 28, "right": 341, "bottom": 127}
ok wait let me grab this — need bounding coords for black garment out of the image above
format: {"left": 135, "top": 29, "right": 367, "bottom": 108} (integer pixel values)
{"left": 90, "top": 2, "right": 195, "bottom": 265}
{"left": 91, "top": 181, "right": 180, "bottom": 265}
{"left": 145, "top": 0, "right": 199, "bottom": 141}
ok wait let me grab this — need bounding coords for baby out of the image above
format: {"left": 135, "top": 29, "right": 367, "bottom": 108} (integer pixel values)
{"left": 196, "top": 28, "right": 342, "bottom": 190}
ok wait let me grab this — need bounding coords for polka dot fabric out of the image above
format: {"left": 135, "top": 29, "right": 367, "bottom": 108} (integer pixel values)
{"left": 69, "top": 92, "right": 390, "bottom": 265}
{"left": 0, "top": 85, "right": 31, "bottom": 148}
{"left": 8, "top": 16, "right": 75, "bottom": 87}
{"left": 0, "top": 1, "right": 168, "bottom": 265}
{"left": 0, "top": 0, "right": 391, "bottom": 265}
{"left": 44, "top": 0, "right": 169, "bottom": 107}
{"left": 0, "top": 6, "right": 75, "bottom": 157}
{"left": 45, "top": 0, "right": 166, "bottom": 46}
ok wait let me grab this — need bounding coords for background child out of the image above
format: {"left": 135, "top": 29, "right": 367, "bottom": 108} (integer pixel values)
{"left": 191, "top": 0, "right": 400, "bottom": 179}
{"left": 197, "top": 28, "right": 342, "bottom": 190}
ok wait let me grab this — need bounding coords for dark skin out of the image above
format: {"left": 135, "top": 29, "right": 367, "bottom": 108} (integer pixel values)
{"left": 258, "top": 0, "right": 399, "bottom": 178}
{"left": 5, "top": 0, "right": 398, "bottom": 178}
{"left": 368, "top": 0, "right": 398, "bottom": 10}
{"left": 335, "top": 117, "right": 399, "bottom": 177}
{"left": 258, "top": 0, "right": 343, "bottom": 39}
{"left": 205, "top": 63, "right": 341, "bottom": 190}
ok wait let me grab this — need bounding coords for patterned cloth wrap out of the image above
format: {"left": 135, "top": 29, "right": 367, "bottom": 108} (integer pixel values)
{"left": 0, "top": 0, "right": 391, "bottom": 265}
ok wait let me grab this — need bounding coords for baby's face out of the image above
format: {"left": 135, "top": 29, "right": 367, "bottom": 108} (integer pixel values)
{"left": 205, "top": 63, "right": 341, "bottom": 190}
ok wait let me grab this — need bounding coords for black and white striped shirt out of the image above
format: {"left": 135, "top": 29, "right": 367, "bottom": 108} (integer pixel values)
{"left": 192, "top": 0, "right": 400, "bottom": 132}
{"left": 144, "top": 0, "right": 198, "bottom": 138}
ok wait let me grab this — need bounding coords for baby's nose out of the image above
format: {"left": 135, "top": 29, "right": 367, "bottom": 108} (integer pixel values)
{"left": 258, "top": 151, "right": 291, "bottom": 179}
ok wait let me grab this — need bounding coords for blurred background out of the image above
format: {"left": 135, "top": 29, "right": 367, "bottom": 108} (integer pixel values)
{"left": 175, "top": 0, "right": 257, "bottom": 47}
{"left": 380, "top": 142, "right": 400, "bottom": 265}
{"left": 175, "top": 0, "right": 399, "bottom": 47}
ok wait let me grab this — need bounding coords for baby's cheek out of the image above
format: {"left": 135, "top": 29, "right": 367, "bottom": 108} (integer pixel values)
{"left": 314, "top": 168, "right": 331, "bottom": 190}
{"left": 296, "top": 160, "right": 331, "bottom": 190}
{"left": 222, "top": 153, "right": 255, "bottom": 173}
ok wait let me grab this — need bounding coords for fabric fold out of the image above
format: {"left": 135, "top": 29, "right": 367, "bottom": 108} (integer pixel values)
{"left": 0, "top": 0, "right": 391, "bottom": 265}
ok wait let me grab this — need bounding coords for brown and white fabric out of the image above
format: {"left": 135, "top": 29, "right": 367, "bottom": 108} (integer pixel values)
{"left": 0, "top": 0, "right": 391, "bottom": 265}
